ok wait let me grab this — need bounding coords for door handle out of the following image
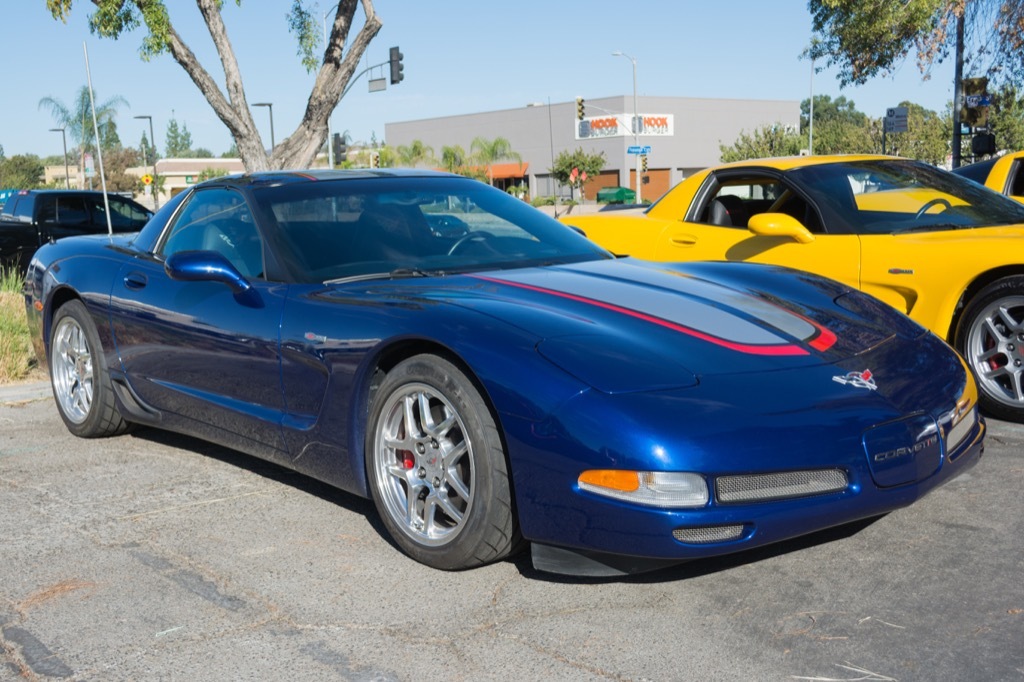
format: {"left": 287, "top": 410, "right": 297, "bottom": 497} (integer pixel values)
{"left": 123, "top": 272, "right": 148, "bottom": 290}
{"left": 670, "top": 233, "right": 698, "bottom": 246}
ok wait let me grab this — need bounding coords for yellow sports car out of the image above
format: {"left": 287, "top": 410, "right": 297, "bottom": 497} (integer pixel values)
{"left": 952, "top": 150, "right": 1024, "bottom": 203}
{"left": 562, "top": 154, "right": 1024, "bottom": 422}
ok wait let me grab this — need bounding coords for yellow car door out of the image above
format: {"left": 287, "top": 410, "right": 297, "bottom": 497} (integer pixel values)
{"left": 656, "top": 171, "right": 862, "bottom": 291}
{"left": 658, "top": 212, "right": 861, "bottom": 291}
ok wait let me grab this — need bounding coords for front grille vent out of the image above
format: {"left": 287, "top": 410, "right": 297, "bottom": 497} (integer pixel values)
{"left": 672, "top": 525, "right": 746, "bottom": 544}
{"left": 716, "top": 469, "right": 848, "bottom": 504}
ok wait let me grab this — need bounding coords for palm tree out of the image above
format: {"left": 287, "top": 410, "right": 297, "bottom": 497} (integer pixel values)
{"left": 440, "top": 145, "right": 467, "bottom": 173}
{"left": 39, "top": 86, "right": 129, "bottom": 182}
{"left": 470, "top": 136, "right": 521, "bottom": 186}
{"left": 396, "top": 139, "right": 436, "bottom": 168}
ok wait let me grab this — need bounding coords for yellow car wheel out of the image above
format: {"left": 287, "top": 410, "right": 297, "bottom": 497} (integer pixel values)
{"left": 956, "top": 276, "right": 1024, "bottom": 421}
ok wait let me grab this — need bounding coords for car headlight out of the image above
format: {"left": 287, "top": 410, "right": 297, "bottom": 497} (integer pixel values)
{"left": 578, "top": 470, "right": 709, "bottom": 508}
{"left": 946, "top": 404, "right": 977, "bottom": 454}
{"left": 946, "top": 357, "right": 980, "bottom": 456}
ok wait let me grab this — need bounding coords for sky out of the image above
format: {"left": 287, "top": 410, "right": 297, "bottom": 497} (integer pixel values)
{"left": 1, "top": 1, "right": 959, "bottom": 160}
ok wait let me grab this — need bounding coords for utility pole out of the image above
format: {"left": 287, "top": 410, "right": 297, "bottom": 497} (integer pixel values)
{"left": 612, "top": 51, "right": 641, "bottom": 204}
{"left": 952, "top": 13, "right": 965, "bottom": 168}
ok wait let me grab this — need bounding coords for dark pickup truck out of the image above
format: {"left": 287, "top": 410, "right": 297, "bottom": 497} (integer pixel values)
{"left": 0, "top": 189, "right": 153, "bottom": 274}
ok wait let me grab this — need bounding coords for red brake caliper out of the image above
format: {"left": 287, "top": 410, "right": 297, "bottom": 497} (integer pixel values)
{"left": 399, "top": 450, "right": 415, "bottom": 469}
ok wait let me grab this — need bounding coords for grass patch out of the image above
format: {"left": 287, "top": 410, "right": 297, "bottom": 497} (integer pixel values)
{"left": 0, "top": 266, "right": 36, "bottom": 383}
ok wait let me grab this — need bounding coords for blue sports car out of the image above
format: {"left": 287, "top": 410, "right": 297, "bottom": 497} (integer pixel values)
{"left": 24, "top": 170, "right": 985, "bottom": 576}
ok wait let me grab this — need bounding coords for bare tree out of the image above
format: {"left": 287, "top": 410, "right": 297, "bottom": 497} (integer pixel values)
{"left": 48, "top": 0, "right": 382, "bottom": 171}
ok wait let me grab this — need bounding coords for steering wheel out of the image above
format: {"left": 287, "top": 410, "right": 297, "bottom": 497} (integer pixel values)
{"left": 914, "top": 198, "right": 953, "bottom": 220}
{"left": 447, "top": 231, "right": 496, "bottom": 256}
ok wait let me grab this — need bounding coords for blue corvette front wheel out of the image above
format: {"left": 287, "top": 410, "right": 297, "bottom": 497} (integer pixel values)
{"left": 366, "top": 354, "right": 519, "bottom": 570}
{"left": 49, "top": 300, "right": 130, "bottom": 438}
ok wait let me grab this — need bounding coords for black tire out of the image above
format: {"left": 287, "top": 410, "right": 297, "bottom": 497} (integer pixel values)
{"left": 49, "top": 300, "right": 131, "bottom": 438}
{"left": 365, "top": 354, "right": 519, "bottom": 569}
{"left": 955, "top": 275, "right": 1024, "bottom": 422}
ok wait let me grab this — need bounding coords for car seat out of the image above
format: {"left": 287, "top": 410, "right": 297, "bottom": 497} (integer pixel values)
{"left": 201, "top": 218, "right": 263, "bottom": 278}
{"left": 708, "top": 195, "right": 749, "bottom": 227}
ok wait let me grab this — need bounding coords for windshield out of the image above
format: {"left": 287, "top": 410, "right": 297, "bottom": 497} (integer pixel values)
{"left": 250, "top": 175, "right": 610, "bottom": 283}
{"left": 788, "top": 159, "right": 1024, "bottom": 235}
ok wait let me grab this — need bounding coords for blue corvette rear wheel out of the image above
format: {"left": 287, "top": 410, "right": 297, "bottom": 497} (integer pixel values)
{"left": 366, "top": 355, "right": 519, "bottom": 569}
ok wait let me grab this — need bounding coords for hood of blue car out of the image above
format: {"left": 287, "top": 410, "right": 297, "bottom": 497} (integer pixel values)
{"left": 356, "top": 257, "right": 926, "bottom": 394}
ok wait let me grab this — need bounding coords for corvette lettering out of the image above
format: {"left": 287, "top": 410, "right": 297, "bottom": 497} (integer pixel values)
{"left": 873, "top": 434, "right": 939, "bottom": 462}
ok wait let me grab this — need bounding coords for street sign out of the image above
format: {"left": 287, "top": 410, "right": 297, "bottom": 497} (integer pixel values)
{"left": 965, "top": 94, "right": 991, "bottom": 108}
{"left": 627, "top": 145, "right": 652, "bottom": 154}
{"left": 884, "top": 106, "right": 908, "bottom": 134}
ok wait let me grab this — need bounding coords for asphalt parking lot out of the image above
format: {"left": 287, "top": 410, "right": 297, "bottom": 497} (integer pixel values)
{"left": 1, "top": 385, "right": 1022, "bottom": 681}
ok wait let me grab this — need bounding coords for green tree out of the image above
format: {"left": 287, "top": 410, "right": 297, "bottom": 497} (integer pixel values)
{"left": 987, "top": 84, "right": 1024, "bottom": 152}
{"left": 164, "top": 117, "right": 193, "bottom": 157}
{"left": 0, "top": 155, "right": 45, "bottom": 189}
{"left": 802, "top": 95, "right": 877, "bottom": 155}
{"left": 376, "top": 145, "right": 397, "bottom": 168}
{"left": 396, "top": 139, "right": 435, "bottom": 168}
{"left": 884, "top": 102, "right": 949, "bottom": 164}
{"left": 470, "top": 137, "right": 522, "bottom": 186}
{"left": 808, "top": 1, "right": 1024, "bottom": 87}
{"left": 197, "top": 167, "right": 230, "bottom": 181}
{"left": 47, "top": 1, "right": 384, "bottom": 172}
{"left": 101, "top": 146, "right": 143, "bottom": 192}
{"left": 719, "top": 124, "right": 804, "bottom": 162}
{"left": 550, "top": 148, "right": 606, "bottom": 200}
{"left": 138, "top": 131, "right": 155, "bottom": 166}
{"left": 440, "top": 145, "right": 471, "bottom": 175}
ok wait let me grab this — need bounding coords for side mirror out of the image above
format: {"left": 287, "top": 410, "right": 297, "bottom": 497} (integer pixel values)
{"left": 165, "top": 250, "right": 252, "bottom": 295}
{"left": 747, "top": 212, "right": 816, "bottom": 244}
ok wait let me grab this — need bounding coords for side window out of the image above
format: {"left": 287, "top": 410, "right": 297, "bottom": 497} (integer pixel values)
{"left": 36, "top": 197, "right": 57, "bottom": 224}
{"left": 12, "top": 196, "right": 33, "bottom": 221}
{"left": 700, "top": 175, "right": 824, "bottom": 233}
{"left": 161, "top": 188, "right": 264, "bottom": 279}
{"left": 54, "top": 197, "right": 90, "bottom": 227}
{"left": 700, "top": 176, "right": 784, "bottom": 228}
{"left": 101, "top": 197, "right": 151, "bottom": 229}
{"left": 1009, "top": 161, "right": 1024, "bottom": 198}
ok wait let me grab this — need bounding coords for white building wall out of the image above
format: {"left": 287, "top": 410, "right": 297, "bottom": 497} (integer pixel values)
{"left": 385, "top": 95, "right": 800, "bottom": 199}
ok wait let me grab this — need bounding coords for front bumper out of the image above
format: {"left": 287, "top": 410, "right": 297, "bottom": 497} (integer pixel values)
{"left": 530, "top": 417, "right": 984, "bottom": 576}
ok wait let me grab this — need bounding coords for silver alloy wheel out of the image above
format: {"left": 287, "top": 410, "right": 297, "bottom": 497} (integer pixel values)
{"left": 373, "top": 382, "right": 475, "bottom": 546}
{"left": 964, "top": 294, "right": 1024, "bottom": 410}
{"left": 51, "top": 315, "right": 94, "bottom": 425}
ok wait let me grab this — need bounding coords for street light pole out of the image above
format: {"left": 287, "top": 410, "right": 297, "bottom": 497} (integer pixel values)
{"left": 323, "top": 3, "right": 340, "bottom": 168}
{"left": 133, "top": 115, "right": 159, "bottom": 209}
{"left": 253, "top": 103, "right": 275, "bottom": 151}
{"left": 612, "top": 51, "right": 641, "bottom": 204}
{"left": 50, "top": 127, "right": 70, "bottom": 189}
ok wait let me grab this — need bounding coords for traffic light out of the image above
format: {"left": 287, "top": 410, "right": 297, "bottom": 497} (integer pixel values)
{"left": 576, "top": 97, "right": 585, "bottom": 121}
{"left": 370, "top": 151, "right": 379, "bottom": 168}
{"left": 331, "top": 133, "right": 347, "bottom": 164}
{"left": 641, "top": 154, "right": 648, "bottom": 173}
{"left": 972, "top": 133, "right": 996, "bottom": 156}
{"left": 389, "top": 46, "right": 404, "bottom": 84}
